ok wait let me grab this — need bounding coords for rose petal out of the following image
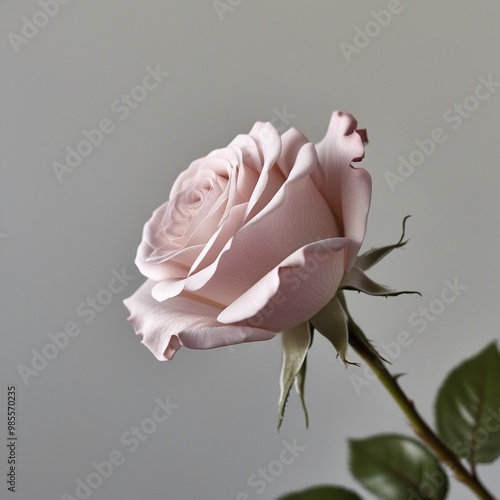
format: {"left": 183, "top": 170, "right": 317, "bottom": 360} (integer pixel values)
{"left": 124, "top": 280, "right": 276, "bottom": 360}
{"left": 189, "top": 202, "right": 248, "bottom": 276}
{"left": 314, "top": 111, "right": 372, "bottom": 270}
{"left": 217, "top": 237, "right": 347, "bottom": 331}
{"left": 137, "top": 221, "right": 206, "bottom": 282}
{"left": 277, "top": 127, "right": 310, "bottom": 176}
{"left": 152, "top": 143, "right": 339, "bottom": 304}
{"left": 137, "top": 155, "right": 238, "bottom": 280}
{"left": 229, "top": 133, "right": 267, "bottom": 173}
{"left": 244, "top": 122, "right": 283, "bottom": 220}
{"left": 169, "top": 156, "right": 205, "bottom": 199}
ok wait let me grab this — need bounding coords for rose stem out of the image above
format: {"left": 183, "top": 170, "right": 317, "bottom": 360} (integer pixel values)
{"left": 348, "top": 322, "right": 496, "bottom": 500}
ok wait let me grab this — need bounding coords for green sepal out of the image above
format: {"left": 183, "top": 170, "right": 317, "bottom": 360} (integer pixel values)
{"left": 340, "top": 266, "right": 420, "bottom": 298}
{"left": 435, "top": 342, "right": 500, "bottom": 465}
{"left": 355, "top": 215, "right": 410, "bottom": 271}
{"left": 294, "top": 325, "right": 312, "bottom": 429}
{"left": 349, "top": 434, "right": 449, "bottom": 500}
{"left": 337, "top": 292, "right": 386, "bottom": 363}
{"left": 278, "top": 322, "right": 312, "bottom": 430}
{"left": 310, "top": 296, "right": 353, "bottom": 366}
{"left": 277, "top": 485, "right": 363, "bottom": 499}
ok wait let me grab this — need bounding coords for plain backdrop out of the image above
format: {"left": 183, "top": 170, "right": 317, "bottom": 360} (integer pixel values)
{"left": 2, "top": 1, "right": 500, "bottom": 499}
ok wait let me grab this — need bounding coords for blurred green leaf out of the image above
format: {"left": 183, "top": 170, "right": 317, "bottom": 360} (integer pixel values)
{"left": 435, "top": 342, "right": 500, "bottom": 464}
{"left": 350, "top": 434, "right": 448, "bottom": 500}
{"left": 278, "top": 322, "right": 312, "bottom": 430}
{"left": 277, "top": 485, "right": 363, "bottom": 500}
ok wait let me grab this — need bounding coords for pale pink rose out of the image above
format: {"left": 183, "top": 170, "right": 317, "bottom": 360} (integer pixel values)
{"left": 124, "top": 111, "right": 371, "bottom": 360}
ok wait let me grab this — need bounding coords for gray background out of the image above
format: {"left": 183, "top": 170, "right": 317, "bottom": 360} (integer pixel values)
{"left": 2, "top": 1, "right": 500, "bottom": 499}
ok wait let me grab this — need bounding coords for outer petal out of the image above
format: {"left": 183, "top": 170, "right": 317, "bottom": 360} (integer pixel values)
{"left": 217, "top": 237, "right": 348, "bottom": 332}
{"left": 124, "top": 280, "right": 276, "bottom": 360}
{"left": 314, "top": 111, "right": 372, "bottom": 270}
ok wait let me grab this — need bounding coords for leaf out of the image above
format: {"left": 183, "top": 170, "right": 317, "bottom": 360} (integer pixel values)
{"left": 340, "top": 266, "right": 420, "bottom": 298}
{"left": 277, "top": 485, "right": 363, "bottom": 500}
{"left": 310, "top": 296, "right": 351, "bottom": 365}
{"left": 435, "top": 342, "right": 500, "bottom": 464}
{"left": 355, "top": 215, "right": 410, "bottom": 271}
{"left": 278, "top": 322, "right": 312, "bottom": 430}
{"left": 349, "top": 434, "right": 448, "bottom": 500}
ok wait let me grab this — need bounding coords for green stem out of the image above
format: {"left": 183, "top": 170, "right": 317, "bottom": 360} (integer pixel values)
{"left": 348, "top": 326, "right": 496, "bottom": 500}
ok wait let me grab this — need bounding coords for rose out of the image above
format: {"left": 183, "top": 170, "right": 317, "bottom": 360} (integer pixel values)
{"left": 124, "top": 111, "right": 371, "bottom": 360}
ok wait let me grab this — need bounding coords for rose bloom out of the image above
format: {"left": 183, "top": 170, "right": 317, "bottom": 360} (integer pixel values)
{"left": 124, "top": 111, "right": 371, "bottom": 360}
